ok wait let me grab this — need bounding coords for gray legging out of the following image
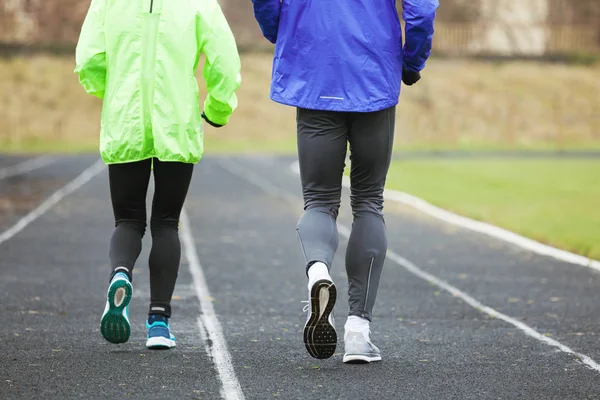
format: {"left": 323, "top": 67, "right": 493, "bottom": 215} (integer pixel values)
{"left": 295, "top": 106, "right": 395, "bottom": 322}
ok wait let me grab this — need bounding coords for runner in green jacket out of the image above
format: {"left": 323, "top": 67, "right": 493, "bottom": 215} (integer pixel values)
{"left": 74, "top": 0, "right": 241, "bottom": 349}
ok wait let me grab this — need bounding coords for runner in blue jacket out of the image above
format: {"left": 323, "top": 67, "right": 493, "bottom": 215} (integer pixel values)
{"left": 252, "top": 0, "right": 438, "bottom": 362}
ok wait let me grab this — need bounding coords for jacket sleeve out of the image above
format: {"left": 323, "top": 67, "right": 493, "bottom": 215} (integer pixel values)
{"left": 74, "top": 0, "right": 107, "bottom": 99}
{"left": 251, "top": 0, "right": 281, "bottom": 44}
{"left": 197, "top": 0, "right": 242, "bottom": 126}
{"left": 401, "top": 0, "right": 439, "bottom": 72}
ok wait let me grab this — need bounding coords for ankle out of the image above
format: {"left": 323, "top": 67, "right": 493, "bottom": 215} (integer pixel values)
{"left": 345, "top": 315, "right": 370, "bottom": 332}
{"left": 148, "top": 314, "right": 169, "bottom": 325}
{"left": 307, "top": 262, "right": 331, "bottom": 289}
{"left": 307, "top": 261, "right": 329, "bottom": 280}
{"left": 111, "top": 267, "right": 132, "bottom": 282}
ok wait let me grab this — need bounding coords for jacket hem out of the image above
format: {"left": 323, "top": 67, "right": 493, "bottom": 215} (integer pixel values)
{"left": 101, "top": 154, "right": 202, "bottom": 165}
{"left": 269, "top": 94, "right": 398, "bottom": 113}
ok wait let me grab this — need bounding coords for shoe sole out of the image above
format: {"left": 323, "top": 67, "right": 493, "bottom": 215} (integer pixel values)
{"left": 100, "top": 279, "right": 132, "bottom": 344}
{"left": 303, "top": 279, "right": 337, "bottom": 359}
{"left": 146, "top": 336, "right": 176, "bottom": 349}
{"left": 342, "top": 354, "right": 382, "bottom": 364}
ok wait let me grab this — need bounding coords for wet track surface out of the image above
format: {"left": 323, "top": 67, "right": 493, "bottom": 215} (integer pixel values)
{"left": 1, "top": 154, "right": 599, "bottom": 399}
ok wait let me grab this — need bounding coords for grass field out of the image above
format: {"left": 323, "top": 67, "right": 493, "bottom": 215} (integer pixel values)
{"left": 383, "top": 159, "right": 600, "bottom": 260}
{"left": 1, "top": 53, "right": 600, "bottom": 153}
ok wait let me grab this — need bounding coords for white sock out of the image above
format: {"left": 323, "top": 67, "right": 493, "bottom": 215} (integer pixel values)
{"left": 307, "top": 262, "right": 330, "bottom": 290}
{"left": 345, "top": 315, "right": 370, "bottom": 332}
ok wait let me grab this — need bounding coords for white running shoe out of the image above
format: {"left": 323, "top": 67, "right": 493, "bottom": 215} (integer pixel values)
{"left": 343, "top": 323, "right": 382, "bottom": 363}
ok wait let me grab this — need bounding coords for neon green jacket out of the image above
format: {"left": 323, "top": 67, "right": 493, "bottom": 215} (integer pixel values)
{"left": 74, "top": 0, "right": 241, "bottom": 164}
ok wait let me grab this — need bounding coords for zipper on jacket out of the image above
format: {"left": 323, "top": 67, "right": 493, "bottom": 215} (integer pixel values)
{"left": 141, "top": 0, "right": 159, "bottom": 145}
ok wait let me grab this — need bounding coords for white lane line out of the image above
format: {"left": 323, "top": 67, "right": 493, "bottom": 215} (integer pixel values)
{"left": 379, "top": 242, "right": 600, "bottom": 372}
{"left": 0, "top": 159, "right": 105, "bottom": 246}
{"left": 180, "top": 209, "right": 245, "bottom": 400}
{"left": 0, "top": 156, "right": 56, "bottom": 180}
{"left": 226, "top": 158, "right": 600, "bottom": 373}
{"left": 290, "top": 160, "right": 600, "bottom": 272}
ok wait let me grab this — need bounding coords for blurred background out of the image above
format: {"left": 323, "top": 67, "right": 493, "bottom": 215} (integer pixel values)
{"left": 1, "top": 0, "right": 599, "bottom": 258}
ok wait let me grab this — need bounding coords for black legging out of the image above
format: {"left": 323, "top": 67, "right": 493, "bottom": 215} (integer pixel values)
{"left": 108, "top": 158, "right": 194, "bottom": 318}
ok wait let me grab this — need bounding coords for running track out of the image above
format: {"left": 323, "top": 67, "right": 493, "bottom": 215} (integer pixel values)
{"left": 1, "top": 154, "right": 599, "bottom": 399}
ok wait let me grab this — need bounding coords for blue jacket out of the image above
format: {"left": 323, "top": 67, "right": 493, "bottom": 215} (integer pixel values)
{"left": 252, "top": 0, "right": 439, "bottom": 112}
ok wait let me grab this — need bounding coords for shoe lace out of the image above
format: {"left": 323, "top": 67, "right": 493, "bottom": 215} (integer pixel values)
{"left": 301, "top": 300, "right": 310, "bottom": 313}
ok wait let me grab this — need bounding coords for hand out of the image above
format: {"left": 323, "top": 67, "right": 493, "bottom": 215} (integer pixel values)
{"left": 201, "top": 112, "right": 224, "bottom": 128}
{"left": 402, "top": 68, "right": 421, "bottom": 86}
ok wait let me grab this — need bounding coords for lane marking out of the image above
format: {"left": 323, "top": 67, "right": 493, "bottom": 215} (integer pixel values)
{"left": 180, "top": 209, "right": 245, "bottom": 400}
{"left": 290, "top": 160, "right": 600, "bottom": 272}
{"left": 225, "top": 158, "right": 600, "bottom": 373}
{"left": 0, "top": 156, "right": 56, "bottom": 180}
{"left": 0, "top": 159, "right": 105, "bottom": 246}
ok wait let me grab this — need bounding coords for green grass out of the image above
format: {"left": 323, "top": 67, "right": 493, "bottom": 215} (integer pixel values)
{"left": 3, "top": 136, "right": 600, "bottom": 156}
{"left": 393, "top": 141, "right": 600, "bottom": 152}
{"left": 383, "top": 159, "right": 600, "bottom": 260}
{"left": 0, "top": 138, "right": 98, "bottom": 154}
{"left": 203, "top": 136, "right": 298, "bottom": 154}
{"left": 0, "top": 136, "right": 299, "bottom": 155}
